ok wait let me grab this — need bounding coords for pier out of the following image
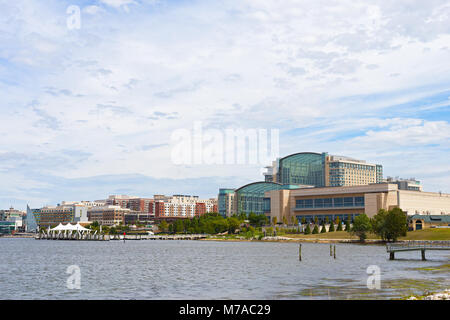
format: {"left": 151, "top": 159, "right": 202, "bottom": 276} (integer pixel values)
{"left": 386, "top": 241, "right": 450, "bottom": 260}
{"left": 36, "top": 233, "right": 110, "bottom": 241}
{"left": 35, "top": 233, "right": 208, "bottom": 241}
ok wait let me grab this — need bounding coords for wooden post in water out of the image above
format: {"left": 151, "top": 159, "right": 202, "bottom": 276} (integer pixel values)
{"left": 421, "top": 249, "right": 426, "bottom": 261}
{"left": 299, "top": 244, "right": 302, "bottom": 261}
{"left": 333, "top": 245, "right": 336, "bottom": 259}
{"left": 330, "top": 244, "right": 332, "bottom": 256}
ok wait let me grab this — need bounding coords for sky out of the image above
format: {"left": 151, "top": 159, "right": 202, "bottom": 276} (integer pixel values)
{"left": 0, "top": 0, "right": 449, "bottom": 210}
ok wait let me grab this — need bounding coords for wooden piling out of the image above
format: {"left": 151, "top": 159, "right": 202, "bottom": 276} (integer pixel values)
{"left": 299, "top": 244, "right": 302, "bottom": 261}
{"left": 421, "top": 249, "right": 426, "bottom": 261}
{"left": 333, "top": 245, "right": 336, "bottom": 259}
{"left": 330, "top": 244, "right": 332, "bottom": 256}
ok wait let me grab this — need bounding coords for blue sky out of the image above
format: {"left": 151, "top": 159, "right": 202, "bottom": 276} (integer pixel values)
{"left": 0, "top": 0, "right": 449, "bottom": 210}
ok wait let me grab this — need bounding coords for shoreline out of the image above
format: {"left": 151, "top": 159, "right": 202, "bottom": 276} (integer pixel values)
{"left": 3, "top": 234, "right": 449, "bottom": 244}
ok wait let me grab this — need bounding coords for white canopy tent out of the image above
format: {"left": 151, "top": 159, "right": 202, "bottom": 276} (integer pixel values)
{"left": 50, "top": 223, "right": 91, "bottom": 233}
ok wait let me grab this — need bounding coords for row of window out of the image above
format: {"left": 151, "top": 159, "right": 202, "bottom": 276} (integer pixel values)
{"left": 296, "top": 214, "right": 360, "bottom": 224}
{"left": 329, "top": 162, "right": 375, "bottom": 170}
{"left": 296, "top": 196, "right": 364, "bottom": 209}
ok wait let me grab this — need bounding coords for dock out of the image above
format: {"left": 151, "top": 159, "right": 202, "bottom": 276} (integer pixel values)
{"left": 35, "top": 233, "right": 208, "bottom": 241}
{"left": 386, "top": 241, "right": 450, "bottom": 260}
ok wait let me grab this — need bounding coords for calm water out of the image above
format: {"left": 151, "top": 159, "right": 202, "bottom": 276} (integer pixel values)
{"left": 1, "top": 238, "right": 449, "bottom": 300}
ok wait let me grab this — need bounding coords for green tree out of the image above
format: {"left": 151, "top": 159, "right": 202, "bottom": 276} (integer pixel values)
{"left": 159, "top": 220, "right": 168, "bottom": 233}
{"left": 227, "top": 217, "right": 240, "bottom": 234}
{"left": 314, "top": 216, "right": 318, "bottom": 225}
{"left": 312, "top": 225, "right": 319, "bottom": 234}
{"left": 282, "top": 216, "right": 288, "bottom": 225}
{"left": 291, "top": 216, "right": 296, "bottom": 226}
{"left": 320, "top": 221, "right": 327, "bottom": 233}
{"left": 272, "top": 216, "right": 277, "bottom": 226}
{"left": 301, "top": 217, "right": 306, "bottom": 224}
{"left": 329, "top": 221, "right": 335, "bottom": 232}
{"left": 304, "top": 224, "right": 311, "bottom": 235}
{"left": 371, "top": 208, "right": 408, "bottom": 242}
{"left": 335, "top": 216, "right": 342, "bottom": 231}
{"left": 350, "top": 214, "right": 371, "bottom": 242}
{"left": 91, "top": 221, "right": 99, "bottom": 228}
{"left": 345, "top": 217, "right": 351, "bottom": 232}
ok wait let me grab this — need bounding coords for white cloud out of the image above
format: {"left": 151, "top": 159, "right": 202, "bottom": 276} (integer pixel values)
{"left": 0, "top": 0, "right": 450, "bottom": 208}
{"left": 99, "top": 0, "right": 136, "bottom": 8}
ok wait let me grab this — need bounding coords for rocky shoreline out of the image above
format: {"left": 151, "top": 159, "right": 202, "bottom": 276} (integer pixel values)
{"left": 407, "top": 289, "right": 450, "bottom": 300}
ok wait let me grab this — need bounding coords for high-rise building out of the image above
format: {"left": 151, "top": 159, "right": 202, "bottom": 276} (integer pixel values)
{"left": 26, "top": 205, "right": 38, "bottom": 232}
{"left": 264, "top": 152, "right": 383, "bottom": 187}
{"left": 218, "top": 189, "right": 235, "bottom": 217}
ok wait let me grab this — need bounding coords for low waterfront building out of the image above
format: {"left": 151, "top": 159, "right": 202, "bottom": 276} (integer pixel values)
{"left": 124, "top": 212, "right": 153, "bottom": 225}
{"left": 408, "top": 215, "right": 450, "bottom": 230}
{"left": 0, "top": 221, "right": 16, "bottom": 234}
{"left": 0, "top": 207, "right": 26, "bottom": 231}
{"left": 263, "top": 183, "right": 450, "bottom": 224}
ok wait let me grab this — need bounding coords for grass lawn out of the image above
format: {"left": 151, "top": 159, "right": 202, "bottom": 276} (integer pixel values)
{"left": 400, "top": 228, "right": 450, "bottom": 241}
{"left": 282, "top": 231, "right": 379, "bottom": 240}
{"left": 282, "top": 228, "right": 450, "bottom": 241}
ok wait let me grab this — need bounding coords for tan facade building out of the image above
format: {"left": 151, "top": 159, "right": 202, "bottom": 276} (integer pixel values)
{"left": 264, "top": 183, "right": 450, "bottom": 224}
{"left": 88, "top": 205, "right": 132, "bottom": 226}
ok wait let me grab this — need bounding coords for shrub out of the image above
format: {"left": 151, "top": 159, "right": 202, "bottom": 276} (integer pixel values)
{"left": 312, "top": 225, "right": 319, "bottom": 234}
{"left": 304, "top": 224, "right": 311, "bottom": 234}
{"left": 329, "top": 222, "right": 335, "bottom": 232}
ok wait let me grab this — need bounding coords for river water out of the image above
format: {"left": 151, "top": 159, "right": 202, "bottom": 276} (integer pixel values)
{"left": 1, "top": 238, "right": 449, "bottom": 300}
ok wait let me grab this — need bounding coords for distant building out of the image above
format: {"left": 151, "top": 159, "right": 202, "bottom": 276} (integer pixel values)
{"left": 385, "top": 177, "right": 422, "bottom": 191}
{"left": 128, "top": 198, "right": 154, "bottom": 213}
{"left": 0, "top": 221, "right": 16, "bottom": 234}
{"left": 153, "top": 195, "right": 218, "bottom": 219}
{"left": 106, "top": 195, "right": 140, "bottom": 209}
{"left": 25, "top": 205, "right": 38, "bottom": 232}
{"left": 88, "top": 205, "right": 131, "bottom": 226}
{"left": 33, "top": 205, "right": 75, "bottom": 228}
{"left": 0, "top": 207, "right": 26, "bottom": 231}
{"left": 124, "top": 212, "right": 153, "bottom": 225}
